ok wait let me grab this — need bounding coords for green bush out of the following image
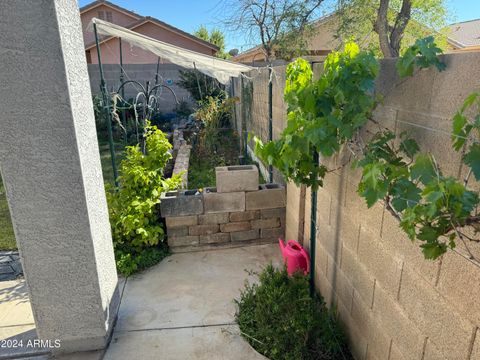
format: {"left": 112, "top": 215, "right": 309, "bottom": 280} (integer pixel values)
{"left": 176, "top": 100, "right": 193, "bottom": 119}
{"left": 115, "top": 244, "right": 169, "bottom": 277}
{"left": 178, "top": 69, "right": 225, "bottom": 101}
{"left": 106, "top": 121, "right": 182, "bottom": 276}
{"left": 195, "top": 95, "right": 238, "bottom": 152}
{"left": 235, "top": 265, "right": 351, "bottom": 360}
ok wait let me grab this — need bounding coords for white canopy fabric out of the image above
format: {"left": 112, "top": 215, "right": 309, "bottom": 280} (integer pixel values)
{"left": 88, "top": 18, "right": 253, "bottom": 84}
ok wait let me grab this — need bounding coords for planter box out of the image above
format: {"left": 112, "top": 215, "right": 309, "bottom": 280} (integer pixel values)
{"left": 160, "top": 190, "right": 204, "bottom": 217}
{"left": 216, "top": 165, "right": 259, "bottom": 193}
{"left": 203, "top": 187, "right": 246, "bottom": 214}
{"left": 246, "top": 184, "right": 286, "bottom": 210}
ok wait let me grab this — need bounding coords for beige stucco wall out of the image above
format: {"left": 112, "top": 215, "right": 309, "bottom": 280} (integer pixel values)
{"left": 233, "top": 52, "right": 480, "bottom": 359}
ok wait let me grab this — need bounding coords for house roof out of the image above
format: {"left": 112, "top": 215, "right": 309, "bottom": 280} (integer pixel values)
{"left": 80, "top": 0, "right": 140, "bottom": 20}
{"left": 448, "top": 18, "right": 480, "bottom": 48}
{"left": 81, "top": 0, "right": 219, "bottom": 52}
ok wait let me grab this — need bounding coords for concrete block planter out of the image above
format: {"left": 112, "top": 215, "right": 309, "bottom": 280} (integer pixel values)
{"left": 246, "top": 184, "right": 286, "bottom": 210}
{"left": 203, "top": 188, "right": 246, "bottom": 214}
{"left": 216, "top": 165, "right": 259, "bottom": 193}
{"left": 160, "top": 190, "right": 204, "bottom": 217}
{"left": 162, "top": 181, "right": 286, "bottom": 252}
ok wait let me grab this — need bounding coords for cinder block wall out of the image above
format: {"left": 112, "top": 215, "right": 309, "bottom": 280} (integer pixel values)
{"left": 236, "top": 52, "right": 480, "bottom": 359}
{"left": 161, "top": 167, "right": 286, "bottom": 252}
{"left": 87, "top": 63, "right": 193, "bottom": 113}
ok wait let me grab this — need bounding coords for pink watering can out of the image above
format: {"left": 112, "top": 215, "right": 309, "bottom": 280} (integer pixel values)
{"left": 279, "top": 239, "right": 310, "bottom": 276}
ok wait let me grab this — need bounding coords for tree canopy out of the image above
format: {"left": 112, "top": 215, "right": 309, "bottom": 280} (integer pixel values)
{"left": 336, "top": 0, "right": 450, "bottom": 57}
{"left": 223, "top": 0, "right": 326, "bottom": 62}
{"left": 194, "top": 25, "right": 229, "bottom": 59}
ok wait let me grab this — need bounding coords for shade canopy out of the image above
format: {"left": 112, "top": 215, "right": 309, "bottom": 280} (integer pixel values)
{"left": 88, "top": 18, "right": 253, "bottom": 84}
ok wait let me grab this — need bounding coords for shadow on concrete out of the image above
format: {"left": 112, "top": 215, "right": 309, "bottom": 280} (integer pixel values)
{"left": 0, "top": 279, "right": 29, "bottom": 304}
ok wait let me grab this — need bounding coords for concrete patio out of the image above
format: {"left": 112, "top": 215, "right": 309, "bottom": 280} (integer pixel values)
{"left": 0, "top": 244, "right": 281, "bottom": 359}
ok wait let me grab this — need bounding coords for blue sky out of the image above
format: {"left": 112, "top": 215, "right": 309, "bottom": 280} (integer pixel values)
{"left": 79, "top": 0, "right": 480, "bottom": 51}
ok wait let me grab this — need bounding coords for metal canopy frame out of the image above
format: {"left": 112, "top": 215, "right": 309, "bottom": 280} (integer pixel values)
{"left": 93, "top": 23, "right": 178, "bottom": 186}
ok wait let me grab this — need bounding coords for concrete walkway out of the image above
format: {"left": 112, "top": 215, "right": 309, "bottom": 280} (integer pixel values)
{"left": 0, "top": 244, "right": 281, "bottom": 359}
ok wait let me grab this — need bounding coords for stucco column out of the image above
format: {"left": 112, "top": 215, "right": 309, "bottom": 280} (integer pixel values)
{"left": 0, "top": 0, "right": 119, "bottom": 353}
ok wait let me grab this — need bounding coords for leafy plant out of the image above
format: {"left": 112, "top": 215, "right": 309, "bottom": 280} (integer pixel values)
{"left": 176, "top": 100, "right": 193, "bottom": 119}
{"left": 106, "top": 121, "right": 182, "bottom": 275}
{"left": 254, "top": 37, "right": 480, "bottom": 260}
{"left": 452, "top": 92, "right": 480, "bottom": 180}
{"left": 115, "top": 244, "right": 169, "bottom": 277}
{"left": 355, "top": 131, "right": 479, "bottom": 259}
{"left": 255, "top": 42, "right": 379, "bottom": 190}
{"left": 235, "top": 265, "right": 351, "bottom": 360}
{"left": 178, "top": 70, "right": 225, "bottom": 102}
{"left": 396, "top": 36, "right": 446, "bottom": 77}
{"left": 195, "top": 95, "right": 238, "bottom": 151}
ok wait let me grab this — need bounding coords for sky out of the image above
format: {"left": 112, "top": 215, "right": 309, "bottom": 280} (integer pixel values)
{"left": 78, "top": 0, "right": 480, "bottom": 51}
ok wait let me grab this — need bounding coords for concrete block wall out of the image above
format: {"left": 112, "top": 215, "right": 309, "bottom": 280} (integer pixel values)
{"left": 87, "top": 63, "right": 193, "bottom": 113}
{"left": 172, "top": 144, "right": 191, "bottom": 189}
{"left": 160, "top": 165, "right": 286, "bottom": 252}
{"left": 293, "top": 53, "right": 480, "bottom": 360}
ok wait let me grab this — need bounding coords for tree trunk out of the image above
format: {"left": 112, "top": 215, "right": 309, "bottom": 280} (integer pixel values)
{"left": 375, "top": 0, "right": 412, "bottom": 58}
{"left": 375, "top": 0, "right": 395, "bottom": 57}
{"left": 390, "top": 0, "right": 412, "bottom": 56}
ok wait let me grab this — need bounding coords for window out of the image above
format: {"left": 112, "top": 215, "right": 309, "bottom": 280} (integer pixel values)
{"left": 106, "top": 11, "right": 113, "bottom": 22}
{"left": 97, "top": 10, "right": 105, "bottom": 20}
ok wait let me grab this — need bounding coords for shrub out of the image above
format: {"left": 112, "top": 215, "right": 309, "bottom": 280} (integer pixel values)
{"left": 177, "top": 69, "right": 225, "bottom": 101}
{"left": 235, "top": 265, "right": 351, "bottom": 360}
{"left": 176, "top": 100, "right": 193, "bottom": 119}
{"left": 195, "top": 95, "right": 238, "bottom": 151}
{"left": 106, "top": 121, "right": 182, "bottom": 275}
{"left": 115, "top": 244, "right": 169, "bottom": 277}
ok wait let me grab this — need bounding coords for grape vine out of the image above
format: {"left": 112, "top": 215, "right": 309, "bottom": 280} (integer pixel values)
{"left": 254, "top": 37, "right": 480, "bottom": 260}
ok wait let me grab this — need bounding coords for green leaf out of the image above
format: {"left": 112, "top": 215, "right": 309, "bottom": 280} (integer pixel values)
{"left": 399, "top": 138, "right": 420, "bottom": 158}
{"left": 463, "top": 143, "right": 480, "bottom": 180}
{"left": 452, "top": 112, "right": 468, "bottom": 150}
{"left": 411, "top": 154, "right": 436, "bottom": 184}
{"left": 420, "top": 242, "right": 447, "bottom": 260}
{"left": 390, "top": 178, "right": 421, "bottom": 212}
{"left": 417, "top": 225, "right": 439, "bottom": 242}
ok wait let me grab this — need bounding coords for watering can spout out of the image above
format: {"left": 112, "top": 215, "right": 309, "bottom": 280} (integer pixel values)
{"left": 278, "top": 238, "right": 286, "bottom": 259}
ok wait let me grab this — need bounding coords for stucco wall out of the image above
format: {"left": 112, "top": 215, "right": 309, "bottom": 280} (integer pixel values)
{"left": 81, "top": 4, "right": 139, "bottom": 47}
{"left": 1, "top": 0, "right": 119, "bottom": 351}
{"left": 233, "top": 52, "right": 480, "bottom": 359}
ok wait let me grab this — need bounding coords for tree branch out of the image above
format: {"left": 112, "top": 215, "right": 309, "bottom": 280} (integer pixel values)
{"left": 375, "top": 0, "right": 395, "bottom": 57}
{"left": 390, "top": 0, "right": 412, "bottom": 56}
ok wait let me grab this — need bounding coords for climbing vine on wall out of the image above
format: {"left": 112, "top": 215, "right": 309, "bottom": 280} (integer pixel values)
{"left": 255, "top": 36, "right": 480, "bottom": 260}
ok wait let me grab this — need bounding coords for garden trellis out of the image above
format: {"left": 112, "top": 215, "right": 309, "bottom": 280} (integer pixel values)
{"left": 89, "top": 18, "right": 254, "bottom": 184}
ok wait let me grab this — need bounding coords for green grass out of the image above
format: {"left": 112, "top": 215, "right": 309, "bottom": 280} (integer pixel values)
{"left": 0, "top": 178, "right": 16, "bottom": 251}
{"left": 98, "top": 140, "right": 125, "bottom": 185}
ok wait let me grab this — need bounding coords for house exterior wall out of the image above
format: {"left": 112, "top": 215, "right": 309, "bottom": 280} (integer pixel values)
{"left": 232, "top": 52, "right": 480, "bottom": 360}
{"left": 87, "top": 21, "right": 216, "bottom": 65}
{"left": 81, "top": 4, "right": 139, "bottom": 46}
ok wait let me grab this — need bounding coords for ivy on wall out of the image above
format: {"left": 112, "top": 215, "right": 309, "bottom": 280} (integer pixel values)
{"left": 255, "top": 37, "right": 480, "bottom": 260}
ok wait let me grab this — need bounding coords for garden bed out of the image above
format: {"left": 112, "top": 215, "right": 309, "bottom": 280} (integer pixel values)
{"left": 188, "top": 129, "right": 264, "bottom": 189}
